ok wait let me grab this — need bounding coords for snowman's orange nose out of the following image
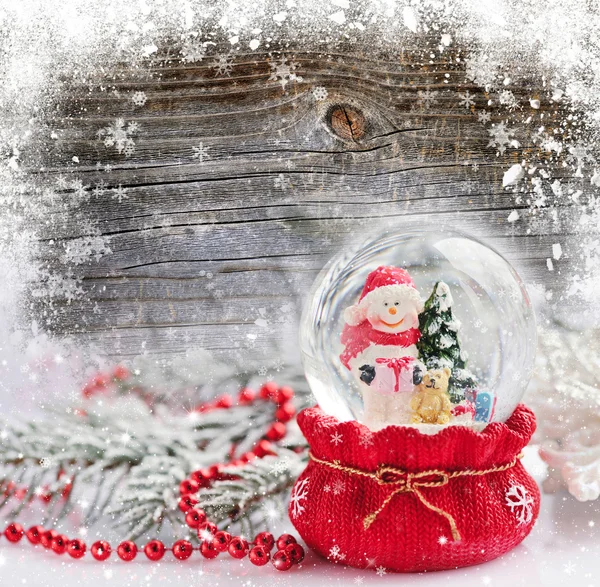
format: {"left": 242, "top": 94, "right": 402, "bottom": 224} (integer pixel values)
{"left": 389, "top": 307, "right": 397, "bottom": 315}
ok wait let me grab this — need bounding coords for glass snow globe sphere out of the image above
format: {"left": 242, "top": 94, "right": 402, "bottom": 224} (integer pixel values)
{"left": 300, "top": 222, "right": 537, "bottom": 432}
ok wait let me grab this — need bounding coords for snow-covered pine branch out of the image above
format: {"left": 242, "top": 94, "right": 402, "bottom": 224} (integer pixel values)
{"left": 0, "top": 387, "right": 309, "bottom": 541}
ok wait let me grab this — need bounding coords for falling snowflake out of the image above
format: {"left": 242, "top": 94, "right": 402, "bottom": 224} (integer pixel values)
{"left": 354, "top": 577, "right": 365, "bottom": 586}
{"left": 505, "top": 484, "right": 534, "bottom": 524}
{"left": 271, "top": 456, "right": 291, "bottom": 476}
{"left": 131, "top": 91, "right": 147, "bottom": 106}
{"left": 181, "top": 38, "right": 207, "bottom": 63}
{"left": 375, "top": 566, "right": 387, "bottom": 576}
{"left": 330, "top": 432, "right": 343, "bottom": 446}
{"left": 290, "top": 478, "right": 309, "bottom": 519}
{"left": 112, "top": 185, "right": 128, "bottom": 203}
{"left": 498, "top": 89, "right": 518, "bottom": 109}
{"left": 213, "top": 54, "right": 234, "bottom": 77}
{"left": 477, "top": 110, "right": 491, "bottom": 124}
{"left": 458, "top": 90, "right": 475, "bottom": 109}
{"left": 487, "top": 122, "right": 513, "bottom": 155}
{"left": 328, "top": 545, "right": 346, "bottom": 562}
{"left": 64, "top": 236, "right": 112, "bottom": 265}
{"left": 92, "top": 180, "right": 107, "bottom": 198}
{"left": 97, "top": 118, "right": 138, "bottom": 157}
{"left": 192, "top": 142, "right": 210, "bottom": 162}
{"left": 563, "top": 561, "right": 576, "bottom": 576}
{"left": 312, "top": 86, "right": 328, "bottom": 101}
{"left": 417, "top": 89, "right": 438, "bottom": 109}
{"left": 438, "top": 535, "right": 448, "bottom": 545}
{"left": 269, "top": 56, "right": 303, "bottom": 90}
{"left": 274, "top": 173, "right": 291, "bottom": 190}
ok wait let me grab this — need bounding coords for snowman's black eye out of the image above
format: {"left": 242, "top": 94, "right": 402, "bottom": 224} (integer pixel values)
{"left": 395, "top": 302, "right": 399, "bottom": 306}
{"left": 384, "top": 302, "right": 388, "bottom": 307}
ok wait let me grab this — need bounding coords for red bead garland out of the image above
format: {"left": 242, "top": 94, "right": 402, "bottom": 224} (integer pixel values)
{"left": 144, "top": 539, "right": 166, "bottom": 561}
{"left": 0, "top": 381, "right": 304, "bottom": 573}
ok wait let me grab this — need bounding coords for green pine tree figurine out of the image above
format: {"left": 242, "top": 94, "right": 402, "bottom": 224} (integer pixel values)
{"left": 417, "top": 281, "right": 478, "bottom": 403}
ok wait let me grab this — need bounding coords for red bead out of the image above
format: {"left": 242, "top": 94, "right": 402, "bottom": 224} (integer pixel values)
{"left": 259, "top": 381, "right": 278, "bottom": 400}
{"left": 40, "top": 529, "right": 58, "bottom": 548}
{"left": 197, "top": 521, "right": 218, "bottom": 540}
{"left": 4, "top": 523, "right": 24, "bottom": 543}
{"left": 117, "top": 540, "right": 137, "bottom": 561}
{"left": 275, "top": 403, "right": 295, "bottom": 422}
{"left": 276, "top": 533, "right": 297, "bottom": 550}
{"left": 254, "top": 531, "right": 275, "bottom": 550}
{"left": 14, "top": 487, "right": 27, "bottom": 500}
{"left": 91, "top": 540, "right": 111, "bottom": 561}
{"left": 191, "top": 471, "right": 211, "bottom": 488}
{"left": 285, "top": 542, "right": 305, "bottom": 564}
{"left": 266, "top": 422, "right": 286, "bottom": 441}
{"left": 51, "top": 534, "right": 68, "bottom": 554}
{"left": 237, "top": 387, "right": 255, "bottom": 404}
{"left": 200, "top": 540, "right": 219, "bottom": 559}
{"left": 113, "top": 364, "right": 130, "bottom": 381}
{"left": 172, "top": 539, "right": 193, "bottom": 560}
{"left": 254, "top": 439, "right": 275, "bottom": 457}
{"left": 179, "top": 478, "right": 200, "bottom": 496}
{"left": 239, "top": 451, "right": 256, "bottom": 464}
{"left": 276, "top": 386, "right": 294, "bottom": 404}
{"left": 179, "top": 494, "right": 198, "bottom": 513}
{"left": 67, "top": 539, "right": 86, "bottom": 559}
{"left": 272, "top": 549, "right": 293, "bottom": 571}
{"left": 26, "top": 525, "right": 44, "bottom": 545}
{"left": 228, "top": 536, "right": 249, "bottom": 559}
{"left": 144, "top": 539, "right": 166, "bottom": 561}
{"left": 185, "top": 509, "right": 206, "bottom": 529}
{"left": 212, "top": 531, "right": 231, "bottom": 552}
{"left": 249, "top": 545, "right": 270, "bottom": 566}
{"left": 215, "top": 394, "right": 233, "bottom": 408}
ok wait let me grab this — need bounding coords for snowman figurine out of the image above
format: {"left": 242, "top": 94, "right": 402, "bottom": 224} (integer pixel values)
{"left": 340, "top": 266, "right": 424, "bottom": 430}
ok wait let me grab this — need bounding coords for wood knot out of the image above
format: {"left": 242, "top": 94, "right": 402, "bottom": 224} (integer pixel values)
{"left": 329, "top": 105, "right": 366, "bottom": 142}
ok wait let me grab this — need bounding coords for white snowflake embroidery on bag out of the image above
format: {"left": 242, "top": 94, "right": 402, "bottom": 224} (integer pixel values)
{"left": 290, "top": 478, "right": 309, "bottom": 519}
{"left": 505, "top": 484, "right": 534, "bottom": 524}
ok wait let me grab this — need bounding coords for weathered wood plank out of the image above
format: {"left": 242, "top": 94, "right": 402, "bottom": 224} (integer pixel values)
{"left": 31, "top": 46, "right": 574, "bottom": 357}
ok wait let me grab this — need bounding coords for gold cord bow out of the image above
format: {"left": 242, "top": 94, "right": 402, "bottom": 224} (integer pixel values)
{"left": 309, "top": 451, "right": 522, "bottom": 541}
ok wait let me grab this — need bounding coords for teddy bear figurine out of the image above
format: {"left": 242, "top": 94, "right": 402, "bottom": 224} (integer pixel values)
{"left": 410, "top": 367, "right": 453, "bottom": 425}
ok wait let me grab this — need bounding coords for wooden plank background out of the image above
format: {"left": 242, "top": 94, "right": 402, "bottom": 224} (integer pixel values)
{"left": 32, "top": 43, "right": 574, "bottom": 361}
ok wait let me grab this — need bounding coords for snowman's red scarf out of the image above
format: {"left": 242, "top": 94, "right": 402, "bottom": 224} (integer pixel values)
{"left": 339, "top": 321, "right": 421, "bottom": 369}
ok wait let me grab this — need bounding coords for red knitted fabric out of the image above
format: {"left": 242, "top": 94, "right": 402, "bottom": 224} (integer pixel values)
{"left": 289, "top": 405, "right": 540, "bottom": 572}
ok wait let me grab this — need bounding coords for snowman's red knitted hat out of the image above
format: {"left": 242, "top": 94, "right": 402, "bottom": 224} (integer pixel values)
{"left": 343, "top": 265, "right": 424, "bottom": 326}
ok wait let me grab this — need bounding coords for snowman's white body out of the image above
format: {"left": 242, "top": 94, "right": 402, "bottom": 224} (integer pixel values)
{"left": 349, "top": 342, "right": 419, "bottom": 430}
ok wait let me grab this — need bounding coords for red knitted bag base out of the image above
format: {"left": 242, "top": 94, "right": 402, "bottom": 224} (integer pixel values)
{"left": 289, "top": 405, "right": 540, "bottom": 572}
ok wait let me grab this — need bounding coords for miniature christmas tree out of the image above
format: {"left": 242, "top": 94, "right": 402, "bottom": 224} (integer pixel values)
{"left": 417, "top": 281, "right": 478, "bottom": 403}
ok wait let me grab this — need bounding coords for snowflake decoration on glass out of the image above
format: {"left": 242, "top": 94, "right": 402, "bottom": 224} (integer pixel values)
{"left": 477, "top": 110, "right": 491, "bottom": 124}
{"left": 328, "top": 545, "right": 346, "bottom": 562}
{"left": 181, "top": 37, "right": 207, "bottom": 63}
{"left": 97, "top": 118, "right": 138, "bottom": 157}
{"left": 354, "top": 578, "right": 365, "bottom": 586}
{"left": 330, "top": 432, "right": 343, "bottom": 446}
{"left": 376, "top": 566, "right": 387, "bottom": 576}
{"left": 290, "top": 478, "right": 309, "bottom": 519}
{"left": 487, "top": 122, "right": 513, "bottom": 155}
{"left": 131, "top": 91, "right": 147, "bottom": 107}
{"left": 213, "top": 54, "right": 234, "bottom": 77}
{"left": 112, "top": 185, "right": 128, "bottom": 203}
{"left": 269, "top": 56, "right": 303, "bottom": 91}
{"left": 192, "top": 142, "right": 210, "bottom": 162}
{"left": 312, "top": 86, "right": 328, "bottom": 101}
{"left": 505, "top": 484, "right": 534, "bottom": 524}
{"left": 417, "top": 89, "right": 438, "bottom": 109}
{"left": 458, "top": 90, "right": 475, "bottom": 109}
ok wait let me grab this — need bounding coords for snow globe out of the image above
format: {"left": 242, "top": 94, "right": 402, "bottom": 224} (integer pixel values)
{"left": 290, "top": 223, "right": 540, "bottom": 572}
